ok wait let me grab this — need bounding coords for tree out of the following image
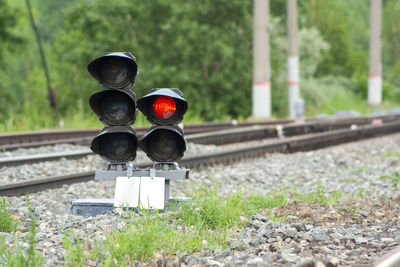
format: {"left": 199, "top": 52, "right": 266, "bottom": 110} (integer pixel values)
{"left": 0, "top": 0, "right": 23, "bottom": 122}
{"left": 51, "top": 0, "right": 253, "bottom": 121}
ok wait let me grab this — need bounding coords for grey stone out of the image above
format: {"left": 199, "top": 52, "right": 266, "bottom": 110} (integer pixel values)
{"left": 291, "top": 222, "right": 306, "bottom": 232}
{"left": 249, "top": 236, "right": 264, "bottom": 247}
{"left": 253, "top": 213, "right": 269, "bottom": 222}
{"left": 295, "top": 259, "right": 315, "bottom": 267}
{"left": 215, "top": 248, "right": 231, "bottom": 258}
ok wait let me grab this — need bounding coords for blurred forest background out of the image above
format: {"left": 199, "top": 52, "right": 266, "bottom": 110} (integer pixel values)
{"left": 0, "top": 0, "right": 399, "bottom": 131}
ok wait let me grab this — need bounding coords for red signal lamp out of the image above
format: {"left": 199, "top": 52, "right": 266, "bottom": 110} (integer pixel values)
{"left": 153, "top": 96, "right": 176, "bottom": 119}
{"left": 137, "top": 88, "right": 188, "bottom": 126}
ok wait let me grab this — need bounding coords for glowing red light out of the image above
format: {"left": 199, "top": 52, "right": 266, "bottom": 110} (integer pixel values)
{"left": 153, "top": 96, "right": 176, "bottom": 119}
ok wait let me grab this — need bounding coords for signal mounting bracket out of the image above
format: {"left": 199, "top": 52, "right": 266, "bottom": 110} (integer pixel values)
{"left": 71, "top": 162, "right": 189, "bottom": 216}
{"left": 94, "top": 162, "right": 189, "bottom": 181}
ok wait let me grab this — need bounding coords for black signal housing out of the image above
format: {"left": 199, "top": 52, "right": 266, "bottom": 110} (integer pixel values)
{"left": 88, "top": 52, "right": 139, "bottom": 163}
{"left": 87, "top": 52, "right": 138, "bottom": 90}
{"left": 139, "top": 126, "right": 186, "bottom": 162}
{"left": 137, "top": 88, "right": 188, "bottom": 126}
{"left": 90, "top": 126, "right": 138, "bottom": 162}
{"left": 138, "top": 88, "right": 188, "bottom": 162}
{"left": 89, "top": 89, "right": 136, "bottom": 126}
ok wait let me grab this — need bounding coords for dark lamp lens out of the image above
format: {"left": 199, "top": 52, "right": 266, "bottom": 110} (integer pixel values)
{"left": 152, "top": 96, "right": 176, "bottom": 119}
{"left": 147, "top": 130, "right": 181, "bottom": 162}
{"left": 100, "top": 133, "right": 135, "bottom": 161}
{"left": 100, "top": 93, "right": 130, "bottom": 124}
{"left": 100, "top": 57, "right": 131, "bottom": 88}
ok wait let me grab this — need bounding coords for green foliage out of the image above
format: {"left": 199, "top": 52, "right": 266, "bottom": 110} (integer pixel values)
{"left": 62, "top": 231, "right": 87, "bottom": 267}
{"left": 247, "top": 191, "right": 287, "bottom": 211}
{"left": 61, "top": 183, "right": 352, "bottom": 265}
{"left": 380, "top": 173, "right": 400, "bottom": 192}
{"left": 49, "top": 0, "right": 253, "bottom": 122}
{"left": 293, "top": 182, "right": 343, "bottom": 205}
{"left": 383, "top": 0, "right": 400, "bottom": 85}
{"left": 300, "top": 0, "right": 365, "bottom": 79}
{"left": 0, "top": 0, "right": 23, "bottom": 60}
{"left": 176, "top": 185, "right": 250, "bottom": 230}
{"left": 382, "top": 152, "right": 400, "bottom": 158}
{"left": 0, "top": 198, "right": 17, "bottom": 233}
{"left": 301, "top": 76, "right": 368, "bottom": 116}
{"left": 62, "top": 185, "right": 289, "bottom": 266}
{"left": 62, "top": 209, "right": 225, "bottom": 265}
{"left": 1, "top": 0, "right": 400, "bottom": 130}
{"left": 0, "top": 195, "right": 44, "bottom": 267}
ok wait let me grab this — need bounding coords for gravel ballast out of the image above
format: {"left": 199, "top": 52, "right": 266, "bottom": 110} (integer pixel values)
{"left": 2, "top": 133, "right": 400, "bottom": 266}
{"left": 0, "top": 143, "right": 223, "bottom": 185}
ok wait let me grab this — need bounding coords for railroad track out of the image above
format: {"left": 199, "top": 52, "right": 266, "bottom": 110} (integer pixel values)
{"left": 2, "top": 120, "right": 400, "bottom": 197}
{"left": 1, "top": 114, "right": 400, "bottom": 167}
{"left": 1, "top": 114, "right": 398, "bottom": 151}
{"left": 0, "top": 119, "right": 290, "bottom": 151}
{"left": 374, "top": 246, "right": 400, "bottom": 267}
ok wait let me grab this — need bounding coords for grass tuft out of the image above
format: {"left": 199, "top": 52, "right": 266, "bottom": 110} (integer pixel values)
{"left": 293, "top": 182, "right": 343, "bottom": 205}
{"left": 380, "top": 172, "right": 400, "bottom": 191}
{"left": 0, "top": 195, "right": 44, "bottom": 267}
{"left": 62, "top": 185, "right": 290, "bottom": 266}
{"left": 0, "top": 198, "right": 17, "bottom": 233}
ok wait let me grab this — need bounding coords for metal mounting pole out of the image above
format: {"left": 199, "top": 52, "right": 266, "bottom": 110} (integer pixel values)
{"left": 368, "top": 0, "right": 382, "bottom": 105}
{"left": 287, "top": 0, "right": 301, "bottom": 119}
{"left": 252, "top": 0, "right": 271, "bottom": 118}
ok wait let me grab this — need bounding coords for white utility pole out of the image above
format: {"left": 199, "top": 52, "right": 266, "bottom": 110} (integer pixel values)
{"left": 368, "top": 0, "right": 382, "bottom": 105}
{"left": 252, "top": 0, "right": 271, "bottom": 118}
{"left": 287, "top": 0, "right": 301, "bottom": 118}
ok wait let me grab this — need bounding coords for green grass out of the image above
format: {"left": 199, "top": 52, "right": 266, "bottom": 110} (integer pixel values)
{"left": 382, "top": 152, "right": 400, "bottom": 158}
{"left": 296, "top": 182, "right": 343, "bottom": 205}
{"left": 62, "top": 185, "right": 289, "bottom": 266}
{"left": 0, "top": 196, "right": 44, "bottom": 267}
{"left": 380, "top": 172, "right": 400, "bottom": 191}
{"left": 287, "top": 182, "right": 344, "bottom": 205}
{"left": 0, "top": 198, "right": 17, "bottom": 233}
{"left": 62, "top": 182, "right": 352, "bottom": 266}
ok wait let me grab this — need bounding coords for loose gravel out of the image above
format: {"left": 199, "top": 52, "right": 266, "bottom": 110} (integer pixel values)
{"left": 2, "top": 133, "right": 400, "bottom": 266}
{"left": 0, "top": 143, "right": 224, "bottom": 185}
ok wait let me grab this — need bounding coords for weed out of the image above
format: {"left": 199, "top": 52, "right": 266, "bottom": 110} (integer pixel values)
{"left": 349, "top": 167, "right": 369, "bottom": 173}
{"left": 344, "top": 205, "right": 359, "bottom": 213}
{"left": 358, "top": 188, "right": 366, "bottom": 198}
{"left": 0, "top": 195, "right": 44, "bottom": 266}
{"left": 176, "top": 186, "right": 250, "bottom": 231}
{"left": 62, "top": 231, "right": 88, "bottom": 267}
{"left": 0, "top": 198, "right": 17, "bottom": 233}
{"left": 380, "top": 172, "right": 400, "bottom": 191}
{"left": 293, "top": 182, "right": 343, "bottom": 205}
{"left": 382, "top": 152, "right": 400, "bottom": 158}
{"left": 61, "top": 183, "right": 350, "bottom": 265}
{"left": 63, "top": 185, "right": 291, "bottom": 266}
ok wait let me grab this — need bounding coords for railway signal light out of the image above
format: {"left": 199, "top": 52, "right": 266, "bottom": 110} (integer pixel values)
{"left": 138, "top": 88, "right": 188, "bottom": 162}
{"left": 72, "top": 52, "right": 190, "bottom": 216}
{"left": 88, "top": 52, "right": 138, "bottom": 162}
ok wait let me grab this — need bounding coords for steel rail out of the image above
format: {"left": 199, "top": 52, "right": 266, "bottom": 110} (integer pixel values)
{"left": 1, "top": 115, "right": 398, "bottom": 167}
{"left": 0, "top": 119, "right": 291, "bottom": 151}
{"left": 374, "top": 246, "right": 400, "bottom": 267}
{"left": 2, "top": 120, "right": 400, "bottom": 197}
{"left": 0, "top": 150, "right": 93, "bottom": 167}
{"left": 1, "top": 114, "right": 397, "bottom": 151}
